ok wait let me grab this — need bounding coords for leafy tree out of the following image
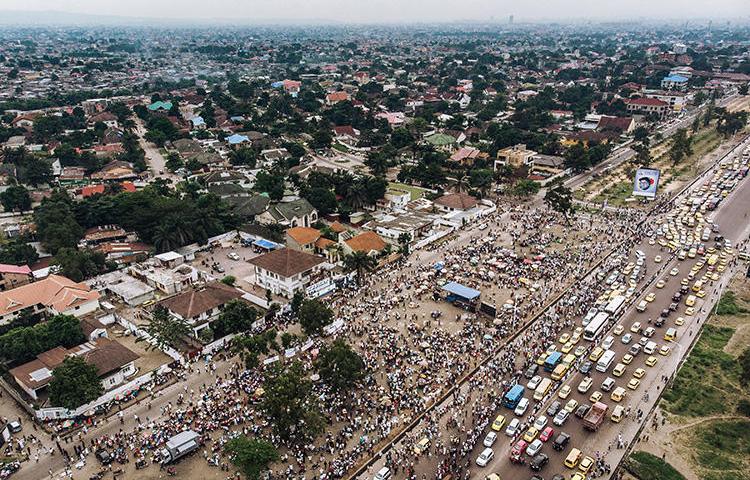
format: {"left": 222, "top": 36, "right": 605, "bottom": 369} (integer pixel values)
{"left": 716, "top": 110, "right": 748, "bottom": 137}
{"left": 137, "top": 305, "right": 191, "bottom": 351}
{"left": 52, "top": 248, "right": 108, "bottom": 282}
{"left": 302, "top": 187, "right": 337, "bottom": 215}
{"left": 310, "top": 128, "right": 332, "bottom": 150}
{"left": 512, "top": 179, "right": 541, "bottom": 196}
{"left": 224, "top": 436, "right": 279, "bottom": 480}
{"left": 315, "top": 339, "right": 366, "bottom": 392}
{"left": 232, "top": 330, "right": 277, "bottom": 369}
{"left": 34, "top": 191, "right": 84, "bottom": 254}
{"left": 0, "top": 185, "right": 31, "bottom": 212}
{"left": 564, "top": 142, "right": 590, "bottom": 172}
{"left": 49, "top": 356, "right": 104, "bottom": 410}
{"left": 0, "top": 237, "right": 39, "bottom": 266}
{"left": 544, "top": 184, "right": 575, "bottom": 225}
{"left": 343, "top": 251, "right": 378, "bottom": 285}
{"left": 165, "top": 152, "right": 183, "bottom": 172}
{"left": 390, "top": 128, "right": 414, "bottom": 149}
{"left": 290, "top": 291, "right": 305, "bottom": 316}
{"left": 230, "top": 148, "right": 258, "bottom": 167}
{"left": 398, "top": 232, "right": 412, "bottom": 257}
{"left": 0, "top": 314, "right": 85, "bottom": 364}
{"left": 254, "top": 170, "right": 285, "bottom": 200}
{"left": 669, "top": 128, "right": 693, "bottom": 165}
{"left": 260, "top": 361, "right": 323, "bottom": 442}
{"left": 213, "top": 299, "right": 258, "bottom": 338}
{"left": 297, "top": 299, "right": 333, "bottom": 336}
{"left": 221, "top": 275, "right": 236, "bottom": 286}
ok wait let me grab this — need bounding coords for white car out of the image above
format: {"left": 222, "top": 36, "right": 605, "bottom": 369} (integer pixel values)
{"left": 533, "top": 416, "right": 548, "bottom": 431}
{"left": 670, "top": 267, "right": 679, "bottom": 276}
{"left": 526, "top": 439, "right": 543, "bottom": 457}
{"left": 621, "top": 333, "right": 633, "bottom": 344}
{"left": 602, "top": 336, "right": 615, "bottom": 350}
{"left": 527, "top": 375, "right": 542, "bottom": 390}
{"left": 476, "top": 447, "right": 494, "bottom": 467}
{"left": 514, "top": 397, "right": 529, "bottom": 416}
{"left": 505, "top": 418, "right": 520, "bottom": 437}
{"left": 483, "top": 431, "right": 497, "bottom": 447}
{"left": 227, "top": 252, "right": 240, "bottom": 261}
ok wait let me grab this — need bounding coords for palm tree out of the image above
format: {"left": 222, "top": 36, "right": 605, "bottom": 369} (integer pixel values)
{"left": 343, "top": 251, "right": 377, "bottom": 285}
{"left": 152, "top": 224, "right": 177, "bottom": 253}
{"left": 452, "top": 174, "right": 470, "bottom": 193}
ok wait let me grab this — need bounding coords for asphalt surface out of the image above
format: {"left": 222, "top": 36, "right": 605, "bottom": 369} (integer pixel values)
{"left": 354, "top": 132, "right": 750, "bottom": 480}
{"left": 474, "top": 134, "right": 750, "bottom": 479}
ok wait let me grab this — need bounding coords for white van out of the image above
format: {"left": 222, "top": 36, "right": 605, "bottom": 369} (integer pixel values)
{"left": 636, "top": 300, "right": 648, "bottom": 312}
{"left": 602, "top": 336, "right": 615, "bottom": 350}
{"left": 644, "top": 341, "right": 658, "bottom": 354}
{"left": 374, "top": 467, "right": 392, "bottom": 480}
{"left": 596, "top": 350, "right": 616, "bottom": 373}
{"left": 514, "top": 397, "right": 529, "bottom": 416}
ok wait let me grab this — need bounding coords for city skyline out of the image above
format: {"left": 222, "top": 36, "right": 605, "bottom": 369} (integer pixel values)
{"left": 0, "top": 0, "right": 749, "bottom": 25}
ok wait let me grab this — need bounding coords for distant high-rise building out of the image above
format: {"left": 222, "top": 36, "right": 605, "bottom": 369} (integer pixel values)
{"left": 509, "top": 15, "right": 514, "bottom": 25}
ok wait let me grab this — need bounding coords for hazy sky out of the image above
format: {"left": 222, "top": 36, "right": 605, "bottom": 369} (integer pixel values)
{"left": 2, "top": 0, "right": 748, "bottom": 23}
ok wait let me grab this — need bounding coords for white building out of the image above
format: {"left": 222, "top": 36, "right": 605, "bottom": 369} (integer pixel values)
{"left": 248, "top": 248, "right": 326, "bottom": 298}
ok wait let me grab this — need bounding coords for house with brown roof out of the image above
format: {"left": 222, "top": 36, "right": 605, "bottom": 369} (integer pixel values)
{"left": 9, "top": 337, "right": 138, "bottom": 401}
{"left": 157, "top": 282, "right": 244, "bottom": 337}
{"left": 0, "top": 264, "right": 33, "bottom": 291}
{"left": 341, "top": 231, "right": 388, "bottom": 257}
{"left": 248, "top": 248, "right": 326, "bottom": 298}
{"left": 433, "top": 193, "right": 478, "bottom": 212}
{"left": 285, "top": 227, "right": 339, "bottom": 262}
{"left": 0, "top": 275, "right": 101, "bottom": 325}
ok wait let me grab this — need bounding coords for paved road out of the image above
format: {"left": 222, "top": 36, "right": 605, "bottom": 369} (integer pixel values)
{"left": 476, "top": 134, "right": 750, "bottom": 479}
{"left": 354, "top": 132, "right": 750, "bottom": 480}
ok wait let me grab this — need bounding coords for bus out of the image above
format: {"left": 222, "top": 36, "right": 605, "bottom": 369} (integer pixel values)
{"left": 544, "top": 351, "right": 563, "bottom": 372}
{"left": 583, "top": 312, "right": 609, "bottom": 341}
{"left": 502, "top": 384, "right": 525, "bottom": 409}
{"left": 596, "top": 350, "right": 616, "bottom": 373}
{"left": 533, "top": 378, "right": 553, "bottom": 400}
{"left": 604, "top": 295, "right": 627, "bottom": 315}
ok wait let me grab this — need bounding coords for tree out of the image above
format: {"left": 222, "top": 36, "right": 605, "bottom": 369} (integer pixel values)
{"left": 165, "top": 152, "right": 183, "bottom": 172}
{"left": 669, "top": 128, "right": 693, "bottom": 165}
{"left": 290, "top": 291, "right": 305, "bottom": 316}
{"left": 398, "top": 232, "right": 412, "bottom": 257}
{"left": 260, "top": 362, "right": 323, "bottom": 442}
{"left": 232, "top": 330, "right": 277, "bottom": 369}
{"left": 512, "top": 179, "right": 541, "bottom": 197}
{"left": 342, "top": 251, "right": 378, "bottom": 285}
{"left": 52, "top": 248, "right": 108, "bottom": 282}
{"left": 213, "top": 299, "right": 258, "bottom": 338}
{"left": 544, "top": 184, "right": 575, "bottom": 225}
{"left": 0, "top": 238, "right": 39, "bottom": 266}
{"left": 224, "top": 436, "right": 279, "bottom": 480}
{"left": 315, "top": 339, "right": 366, "bottom": 392}
{"left": 137, "top": 305, "right": 191, "bottom": 351}
{"left": 49, "top": 356, "right": 104, "bottom": 410}
{"left": 221, "top": 275, "right": 236, "bottom": 286}
{"left": 0, "top": 314, "right": 84, "bottom": 364}
{"left": 230, "top": 148, "right": 257, "bottom": 168}
{"left": 297, "top": 299, "right": 333, "bottom": 336}
{"left": 564, "top": 142, "right": 590, "bottom": 172}
{"left": 310, "top": 129, "right": 332, "bottom": 150}
{"left": 0, "top": 185, "right": 31, "bottom": 212}
{"left": 716, "top": 110, "right": 749, "bottom": 137}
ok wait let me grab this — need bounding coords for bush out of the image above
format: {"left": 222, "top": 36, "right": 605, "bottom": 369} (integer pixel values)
{"left": 737, "top": 399, "right": 750, "bottom": 417}
{"left": 624, "top": 451, "right": 686, "bottom": 480}
{"left": 716, "top": 291, "right": 748, "bottom": 316}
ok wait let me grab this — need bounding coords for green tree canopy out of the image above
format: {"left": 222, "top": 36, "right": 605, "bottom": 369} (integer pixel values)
{"left": 315, "top": 339, "right": 366, "bottom": 392}
{"left": 260, "top": 362, "right": 323, "bottom": 442}
{"left": 137, "top": 305, "right": 191, "bottom": 351}
{"left": 224, "top": 436, "right": 279, "bottom": 480}
{"left": 49, "top": 356, "right": 104, "bottom": 410}
{"left": 297, "top": 299, "right": 334, "bottom": 336}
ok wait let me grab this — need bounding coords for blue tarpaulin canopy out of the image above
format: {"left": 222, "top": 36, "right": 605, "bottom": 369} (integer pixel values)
{"left": 253, "top": 239, "right": 282, "bottom": 250}
{"left": 441, "top": 281, "right": 481, "bottom": 300}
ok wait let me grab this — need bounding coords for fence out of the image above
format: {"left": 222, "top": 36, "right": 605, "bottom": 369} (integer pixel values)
{"left": 116, "top": 315, "right": 184, "bottom": 363}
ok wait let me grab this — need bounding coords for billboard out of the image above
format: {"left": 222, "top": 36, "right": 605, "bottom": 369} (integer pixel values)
{"left": 633, "top": 168, "right": 661, "bottom": 198}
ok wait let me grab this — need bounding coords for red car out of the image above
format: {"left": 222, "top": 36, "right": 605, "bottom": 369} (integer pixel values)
{"left": 539, "top": 426, "right": 555, "bottom": 442}
{"left": 510, "top": 439, "right": 528, "bottom": 463}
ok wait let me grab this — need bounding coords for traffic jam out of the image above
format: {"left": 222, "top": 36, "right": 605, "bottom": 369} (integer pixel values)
{"left": 470, "top": 139, "right": 750, "bottom": 480}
